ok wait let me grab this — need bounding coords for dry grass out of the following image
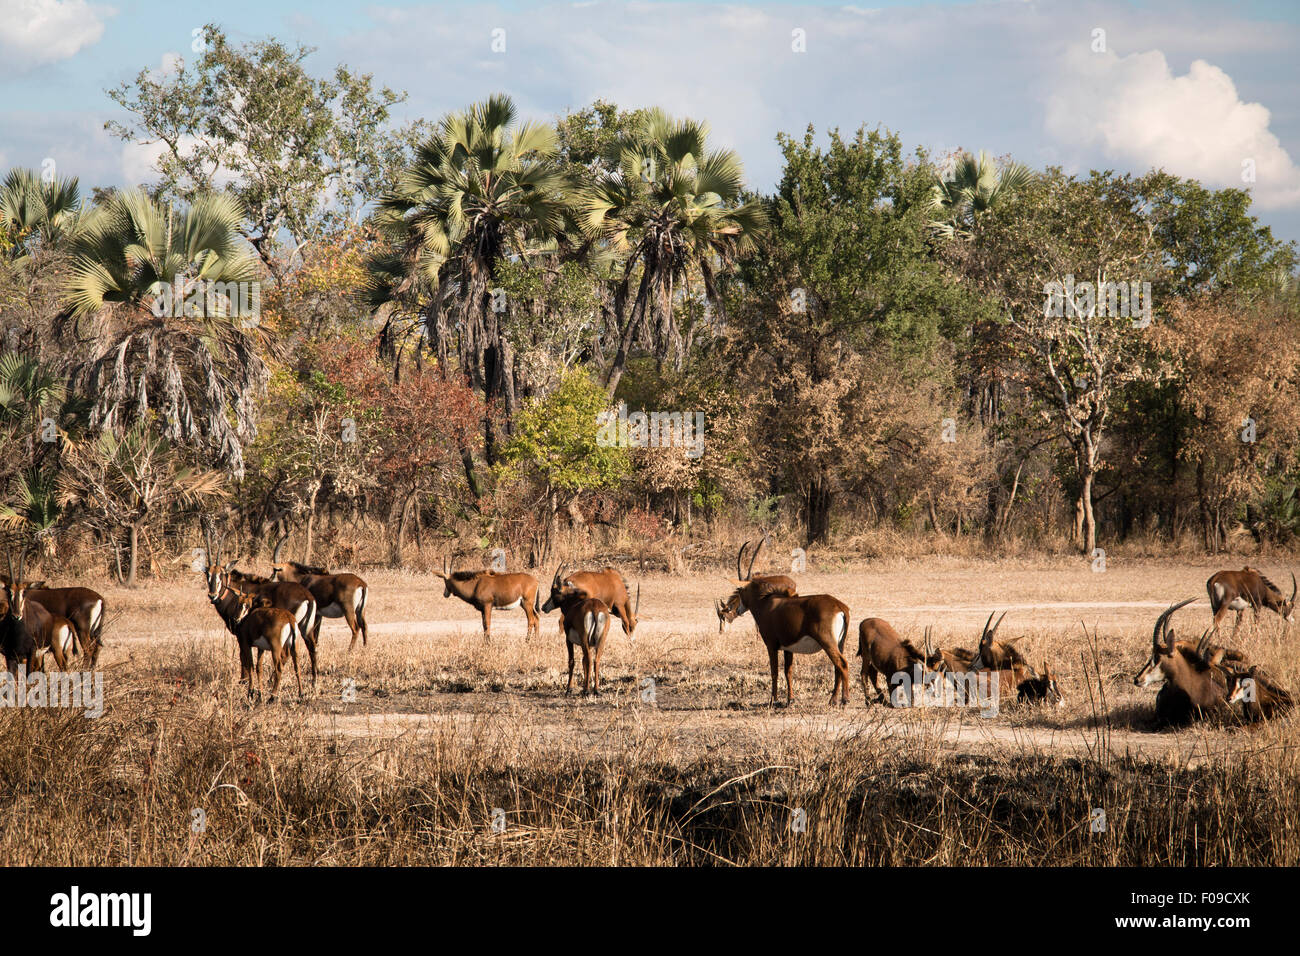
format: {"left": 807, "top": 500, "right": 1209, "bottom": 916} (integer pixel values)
{"left": 3, "top": 557, "right": 1298, "bottom": 865}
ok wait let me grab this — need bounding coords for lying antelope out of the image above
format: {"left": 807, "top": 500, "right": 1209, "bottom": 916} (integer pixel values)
{"left": 1224, "top": 665, "right": 1294, "bottom": 722}
{"left": 0, "top": 549, "right": 75, "bottom": 674}
{"left": 542, "top": 566, "right": 613, "bottom": 695}
{"left": 1133, "top": 598, "right": 1233, "bottom": 727}
{"left": 857, "top": 618, "right": 929, "bottom": 706}
{"left": 1017, "top": 661, "right": 1065, "bottom": 707}
{"left": 726, "top": 576, "right": 851, "bottom": 706}
{"left": 923, "top": 638, "right": 976, "bottom": 674}
{"left": 269, "top": 535, "right": 370, "bottom": 651}
{"left": 716, "top": 538, "right": 796, "bottom": 633}
{"left": 551, "top": 567, "right": 638, "bottom": 639}
{"left": 1206, "top": 567, "right": 1296, "bottom": 636}
{"left": 1, "top": 574, "right": 105, "bottom": 666}
{"left": 435, "top": 556, "right": 540, "bottom": 640}
{"left": 969, "top": 611, "right": 1034, "bottom": 692}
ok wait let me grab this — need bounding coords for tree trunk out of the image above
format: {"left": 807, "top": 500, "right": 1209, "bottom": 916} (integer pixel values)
{"left": 1080, "top": 469, "right": 1097, "bottom": 556}
{"left": 126, "top": 522, "right": 140, "bottom": 588}
{"left": 803, "top": 477, "right": 833, "bottom": 545}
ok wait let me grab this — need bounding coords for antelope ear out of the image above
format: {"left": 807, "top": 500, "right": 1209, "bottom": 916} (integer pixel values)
{"left": 29, "top": 581, "right": 46, "bottom": 589}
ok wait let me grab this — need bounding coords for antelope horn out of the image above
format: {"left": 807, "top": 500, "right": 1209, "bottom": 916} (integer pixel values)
{"left": 552, "top": 564, "right": 563, "bottom": 588}
{"left": 1153, "top": 597, "right": 1196, "bottom": 649}
{"left": 15, "top": 546, "right": 28, "bottom": 586}
{"left": 272, "top": 533, "right": 289, "bottom": 564}
{"left": 442, "top": 555, "right": 450, "bottom": 579}
{"left": 1290, "top": 571, "right": 1296, "bottom": 603}
{"left": 736, "top": 541, "right": 750, "bottom": 581}
{"left": 979, "top": 611, "right": 995, "bottom": 644}
{"left": 745, "top": 537, "right": 762, "bottom": 581}
{"left": 1195, "top": 627, "right": 1214, "bottom": 661}
{"left": 989, "top": 611, "right": 1007, "bottom": 640}
{"left": 923, "top": 626, "right": 933, "bottom": 656}
{"left": 635, "top": 582, "right": 641, "bottom": 616}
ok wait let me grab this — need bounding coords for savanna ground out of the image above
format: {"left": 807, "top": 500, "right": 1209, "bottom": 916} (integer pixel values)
{"left": 3, "top": 556, "right": 1298, "bottom": 866}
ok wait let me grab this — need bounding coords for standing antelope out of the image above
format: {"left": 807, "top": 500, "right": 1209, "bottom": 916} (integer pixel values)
{"left": 542, "top": 565, "right": 614, "bottom": 696}
{"left": 716, "top": 537, "right": 796, "bottom": 632}
{"left": 856, "top": 618, "right": 930, "bottom": 706}
{"left": 0, "top": 576, "right": 105, "bottom": 666}
{"left": 1133, "top": 599, "right": 1232, "bottom": 727}
{"left": 212, "top": 587, "right": 304, "bottom": 702}
{"left": 269, "top": 536, "right": 370, "bottom": 651}
{"left": 1206, "top": 567, "right": 1296, "bottom": 636}
{"left": 1, "top": 549, "right": 75, "bottom": 674}
{"left": 550, "top": 567, "right": 639, "bottom": 639}
{"left": 435, "top": 556, "right": 540, "bottom": 640}
{"left": 725, "top": 576, "right": 851, "bottom": 706}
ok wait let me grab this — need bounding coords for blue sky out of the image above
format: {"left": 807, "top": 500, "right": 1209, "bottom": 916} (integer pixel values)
{"left": 2, "top": 0, "right": 1299, "bottom": 244}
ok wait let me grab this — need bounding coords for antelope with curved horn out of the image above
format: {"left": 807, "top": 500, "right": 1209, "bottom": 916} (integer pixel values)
{"left": 1224, "top": 664, "right": 1294, "bottom": 722}
{"left": 716, "top": 537, "right": 796, "bottom": 632}
{"left": 542, "top": 564, "right": 614, "bottom": 696}
{"left": 1, "top": 574, "right": 107, "bottom": 667}
{"left": 1132, "top": 598, "right": 1233, "bottom": 727}
{"left": 435, "top": 556, "right": 540, "bottom": 641}
{"left": 204, "top": 529, "right": 319, "bottom": 689}
{"left": 856, "top": 618, "right": 930, "bottom": 706}
{"left": 269, "top": 534, "right": 370, "bottom": 651}
{"left": 211, "top": 586, "right": 304, "bottom": 702}
{"left": 547, "top": 566, "right": 639, "bottom": 639}
{"left": 725, "top": 574, "right": 851, "bottom": 706}
{"left": 0, "top": 547, "right": 76, "bottom": 674}
{"left": 1206, "top": 567, "right": 1296, "bottom": 636}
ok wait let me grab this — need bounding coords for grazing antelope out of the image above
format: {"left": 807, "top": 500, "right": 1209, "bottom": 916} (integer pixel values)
{"left": 1017, "top": 661, "right": 1065, "bottom": 707}
{"left": 925, "top": 642, "right": 976, "bottom": 674}
{"left": 216, "top": 589, "right": 304, "bottom": 702}
{"left": 856, "top": 617, "right": 929, "bottom": 706}
{"left": 0, "top": 550, "right": 75, "bottom": 674}
{"left": 542, "top": 566, "right": 614, "bottom": 695}
{"left": 1133, "top": 598, "right": 1231, "bottom": 727}
{"left": 1206, "top": 567, "right": 1296, "bottom": 636}
{"left": 1224, "top": 665, "right": 1294, "bottom": 722}
{"left": 716, "top": 537, "right": 796, "bottom": 632}
{"left": 269, "top": 536, "right": 370, "bottom": 651}
{"left": 435, "top": 556, "right": 540, "bottom": 640}
{"left": 206, "top": 530, "right": 318, "bottom": 687}
{"left": 551, "top": 567, "right": 639, "bottom": 639}
{"left": 0, "top": 576, "right": 105, "bottom": 666}
{"left": 725, "top": 576, "right": 851, "bottom": 706}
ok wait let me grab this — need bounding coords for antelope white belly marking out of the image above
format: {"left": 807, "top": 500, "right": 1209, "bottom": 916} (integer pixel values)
{"left": 498, "top": 598, "right": 522, "bottom": 610}
{"left": 788, "top": 635, "right": 822, "bottom": 654}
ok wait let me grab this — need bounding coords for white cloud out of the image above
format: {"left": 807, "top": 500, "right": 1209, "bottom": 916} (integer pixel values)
{"left": 0, "top": 0, "right": 112, "bottom": 72}
{"left": 1047, "top": 47, "right": 1300, "bottom": 209}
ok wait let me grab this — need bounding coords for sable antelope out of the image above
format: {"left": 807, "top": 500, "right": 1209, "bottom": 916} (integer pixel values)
{"left": 269, "top": 535, "right": 370, "bottom": 651}
{"left": 1017, "top": 661, "right": 1065, "bottom": 707}
{"left": 716, "top": 537, "right": 796, "bottom": 632}
{"left": 856, "top": 617, "right": 930, "bottom": 706}
{"left": 726, "top": 576, "right": 851, "bottom": 706}
{"left": 0, "top": 549, "right": 75, "bottom": 674}
{"left": 213, "top": 588, "right": 304, "bottom": 702}
{"left": 542, "top": 566, "right": 614, "bottom": 696}
{"left": 0, "top": 575, "right": 105, "bottom": 666}
{"left": 1206, "top": 567, "right": 1296, "bottom": 636}
{"left": 924, "top": 642, "right": 976, "bottom": 674}
{"left": 1224, "top": 665, "right": 1294, "bottom": 722}
{"left": 551, "top": 567, "right": 639, "bottom": 639}
{"left": 206, "top": 530, "right": 318, "bottom": 687}
{"left": 435, "top": 556, "right": 540, "bottom": 640}
{"left": 1133, "top": 598, "right": 1231, "bottom": 727}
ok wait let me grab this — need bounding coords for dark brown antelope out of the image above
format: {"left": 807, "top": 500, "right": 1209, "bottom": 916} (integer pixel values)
{"left": 552, "top": 567, "right": 639, "bottom": 639}
{"left": 435, "top": 556, "right": 540, "bottom": 640}
{"left": 542, "top": 566, "right": 613, "bottom": 696}
{"left": 218, "top": 588, "right": 304, "bottom": 702}
{"left": 1206, "top": 567, "right": 1296, "bottom": 636}
{"left": 1017, "top": 661, "right": 1065, "bottom": 707}
{"left": 857, "top": 617, "right": 930, "bottom": 706}
{"left": 716, "top": 538, "right": 796, "bottom": 632}
{"left": 269, "top": 535, "right": 370, "bottom": 651}
{"left": 726, "top": 576, "right": 851, "bottom": 706}
{"left": 968, "top": 611, "right": 1035, "bottom": 689}
{"left": 925, "top": 642, "right": 976, "bottom": 674}
{"left": 0, "top": 575, "right": 105, "bottom": 666}
{"left": 204, "top": 531, "right": 319, "bottom": 688}
{"left": 0, "top": 549, "right": 74, "bottom": 674}
{"left": 1224, "top": 664, "right": 1294, "bottom": 722}
{"left": 1133, "top": 598, "right": 1231, "bottom": 727}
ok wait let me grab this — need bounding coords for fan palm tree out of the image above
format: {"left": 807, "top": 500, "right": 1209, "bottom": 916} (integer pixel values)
{"left": 926, "top": 150, "right": 1033, "bottom": 240}
{"left": 578, "top": 108, "right": 768, "bottom": 397}
{"left": 0, "top": 167, "right": 86, "bottom": 266}
{"left": 365, "top": 93, "right": 574, "bottom": 461}
{"left": 63, "top": 190, "right": 267, "bottom": 478}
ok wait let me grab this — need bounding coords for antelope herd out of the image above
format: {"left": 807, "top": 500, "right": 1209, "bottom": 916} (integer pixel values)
{"left": 0, "top": 531, "right": 1294, "bottom": 727}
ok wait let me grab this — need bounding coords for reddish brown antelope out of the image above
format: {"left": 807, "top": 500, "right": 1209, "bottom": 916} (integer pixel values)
{"left": 0, "top": 549, "right": 75, "bottom": 674}
{"left": 924, "top": 640, "right": 976, "bottom": 674}
{"left": 0, "top": 575, "right": 105, "bottom": 666}
{"left": 204, "top": 531, "right": 319, "bottom": 688}
{"left": 1206, "top": 567, "right": 1296, "bottom": 636}
{"left": 1133, "top": 599, "right": 1232, "bottom": 727}
{"left": 1224, "top": 664, "right": 1294, "bottom": 722}
{"left": 726, "top": 576, "right": 851, "bottom": 706}
{"left": 435, "top": 556, "right": 540, "bottom": 640}
{"left": 551, "top": 567, "right": 639, "bottom": 639}
{"left": 857, "top": 617, "right": 929, "bottom": 706}
{"left": 716, "top": 538, "right": 796, "bottom": 632}
{"left": 542, "top": 566, "right": 614, "bottom": 696}
{"left": 221, "top": 589, "right": 304, "bottom": 702}
{"left": 269, "top": 536, "right": 370, "bottom": 650}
